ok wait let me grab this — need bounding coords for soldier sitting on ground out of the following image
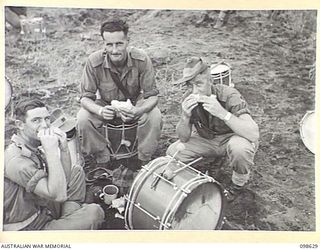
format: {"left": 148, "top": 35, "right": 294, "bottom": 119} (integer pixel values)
{"left": 3, "top": 98, "right": 105, "bottom": 230}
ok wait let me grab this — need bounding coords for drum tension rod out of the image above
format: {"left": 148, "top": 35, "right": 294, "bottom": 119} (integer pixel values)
{"left": 124, "top": 197, "right": 170, "bottom": 229}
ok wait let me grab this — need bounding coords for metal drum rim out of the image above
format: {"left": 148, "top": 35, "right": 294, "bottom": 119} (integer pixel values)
{"left": 125, "top": 156, "right": 171, "bottom": 229}
{"left": 5, "top": 76, "right": 13, "bottom": 111}
{"left": 210, "top": 64, "right": 230, "bottom": 74}
{"left": 299, "top": 110, "right": 315, "bottom": 154}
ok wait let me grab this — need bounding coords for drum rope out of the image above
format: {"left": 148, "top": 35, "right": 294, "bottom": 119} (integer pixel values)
{"left": 210, "top": 61, "right": 233, "bottom": 87}
{"left": 105, "top": 123, "right": 139, "bottom": 159}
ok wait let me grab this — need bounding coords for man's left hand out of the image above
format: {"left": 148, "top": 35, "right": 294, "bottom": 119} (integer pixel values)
{"left": 199, "top": 95, "right": 226, "bottom": 119}
{"left": 118, "top": 106, "right": 142, "bottom": 122}
{"left": 51, "top": 127, "right": 69, "bottom": 151}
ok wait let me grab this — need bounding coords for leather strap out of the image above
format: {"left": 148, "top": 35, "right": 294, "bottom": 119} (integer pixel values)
{"left": 109, "top": 71, "right": 132, "bottom": 102}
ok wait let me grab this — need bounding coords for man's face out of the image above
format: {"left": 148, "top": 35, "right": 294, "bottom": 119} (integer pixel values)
{"left": 190, "top": 71, "right": 211, "bottom": 96}
{"left": 103, "top": 31, "right": 129, "bottom": 65}
{"left": 19, "top": 107, "right": 51, "bottom": 141}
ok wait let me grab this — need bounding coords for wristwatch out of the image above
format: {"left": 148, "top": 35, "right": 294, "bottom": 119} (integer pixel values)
{"left": 223, "top": 112, "right": 232, "bottom": 122}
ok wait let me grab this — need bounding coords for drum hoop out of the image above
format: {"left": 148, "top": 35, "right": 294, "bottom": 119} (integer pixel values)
{"left": 210, "top": 63, "right": 231, "bottom": 74}
{"left": 124, "top": 167, "right": 148, "bottom": 229}
{"left": 125, "top": 167, "right": 148, "bottom": 229}
{"left": 125, "top": 156, "right": 170, "bottom": 229}
{"left": 299, "top": 110, "right": 315, "bottom": 154}
{"left": 110, "top": 151, "right": 138, "bottom": 160}
{"left": 211, "top": 71, "right": 230, "bottom": 79}
{"left": 125, "top": 163, "right": 152, "bottom": 229}
{"left": 5, "top": 76, "right": 13, "bottom": 111}
{"left": 106, "top": 122, "right": 138, "bottom": 129}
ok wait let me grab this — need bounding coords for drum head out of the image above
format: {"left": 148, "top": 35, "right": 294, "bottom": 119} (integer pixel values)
{"left": 170, "top": 182, "right": 224, "bottom": 230}
{"left": 210, "top": 64, "right": 230, "bottom": 75}
{"left": 300, "top": 111, "right": 316, "bottom": 154}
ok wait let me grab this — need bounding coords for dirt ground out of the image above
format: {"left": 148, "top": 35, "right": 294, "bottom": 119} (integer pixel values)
{"left": 4, "top": 8, "right": 316, "bottom": 231}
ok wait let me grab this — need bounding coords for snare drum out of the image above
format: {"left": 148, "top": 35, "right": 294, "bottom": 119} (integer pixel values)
{"left": 210, "top": 62, "right": 233, "bottom": 87}
{"left": 105, "top": 121, "right": 138, "bottom": 160}
{"left": 125, "top": 156, "right": 226, "bottom": 230}
{"left": 20, "top": 17, "right": 46, "bottom": 41}
{"left": 300, "top": 110, "right": 316, "bottom": 154}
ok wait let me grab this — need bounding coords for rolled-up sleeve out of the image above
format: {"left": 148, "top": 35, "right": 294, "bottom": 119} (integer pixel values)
{"left": 226, "top": 90, "right": 251, "bottom": 117}
{"left": 5, "top": 157, "right": 48, "bottom": 193}
{"left": 80, "top": 59, "right": 98, "bottom": 101}
{"left": 139, "top": 55, "right": 159, "bottom": 99}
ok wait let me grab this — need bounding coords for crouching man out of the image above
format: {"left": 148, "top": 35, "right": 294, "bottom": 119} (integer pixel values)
{"left": 167, "top": 57, "right": 259, "bottom": 202}
{"left": 3, "top": 98, "right": 104, "bottom": 230}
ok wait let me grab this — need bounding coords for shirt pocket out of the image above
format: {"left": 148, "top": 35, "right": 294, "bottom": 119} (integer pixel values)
{"left": 99, "top": 81, "right": 118, "bottom": 102}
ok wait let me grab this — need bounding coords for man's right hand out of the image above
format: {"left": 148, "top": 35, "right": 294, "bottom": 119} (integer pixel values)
{"left": 99, "top": 105, "right": 115, "bottom": 120}
{"left": 181, "top": 94, "right": 198, "bottom": 118}
{"left": 37, "top": 128, "right": 59, "bottom": 153}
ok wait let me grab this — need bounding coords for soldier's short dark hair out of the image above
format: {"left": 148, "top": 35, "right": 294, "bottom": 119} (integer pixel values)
{"left": 15, "top": 98, "right": 46, "bottom": 121}
{"left": 100, "top": 19, "right": 129, "bottom": 39}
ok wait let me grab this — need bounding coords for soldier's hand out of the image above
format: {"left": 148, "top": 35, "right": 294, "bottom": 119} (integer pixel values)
{"left": 118, "top": 106, "right": 142, "bottom": 122}
{"left": 51, "top": 127, "right": 68, "bottom": 150}
{"left": 100, "top": 105, "right": 116, "bottom": 120}
{"left": 200, "top": 95, "right": 225, "bottom": 118}
{"left": 181, "top": 94, "right": 198, "bottom": 118}
{"left": 37, "top": 128, "right": 59, "bottom": 153}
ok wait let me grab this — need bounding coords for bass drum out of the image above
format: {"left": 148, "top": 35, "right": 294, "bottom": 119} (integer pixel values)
{"left": 125, "top": 156, "right": 226, "bottom": 230}
{"left": 300, "top": 110, "right": 316, "bottom": 154}
{"left": 5, "top": 76, "right": 12, "bottom": 111}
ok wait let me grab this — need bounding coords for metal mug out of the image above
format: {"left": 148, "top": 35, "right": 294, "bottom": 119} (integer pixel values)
{"left": 99, "top": 185, "right": 119, "bottom": 205}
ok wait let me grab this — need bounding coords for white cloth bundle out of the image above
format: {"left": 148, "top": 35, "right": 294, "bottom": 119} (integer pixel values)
{"left": 111, "top": 99, "right": 133, "bottom": 111}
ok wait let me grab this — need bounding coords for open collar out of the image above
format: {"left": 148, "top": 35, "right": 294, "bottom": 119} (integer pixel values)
{"left": 102, "top": 49, "right": 133, "bottom": 70}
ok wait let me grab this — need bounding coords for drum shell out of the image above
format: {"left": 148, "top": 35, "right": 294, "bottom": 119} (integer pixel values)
{"left": 125, "top": 157, "right": 225, "bottom": 230}
{"left": 105, "top": 122, "right": 138, "bottom": 160}
{"left": 20, "top": 17, "right": 46, "bottom": 41}
{"left": 210, "top": 63, "right": 233, "bottom": 87}
{"left": 211, "top": 71, "right": 231, "bottom": 86}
